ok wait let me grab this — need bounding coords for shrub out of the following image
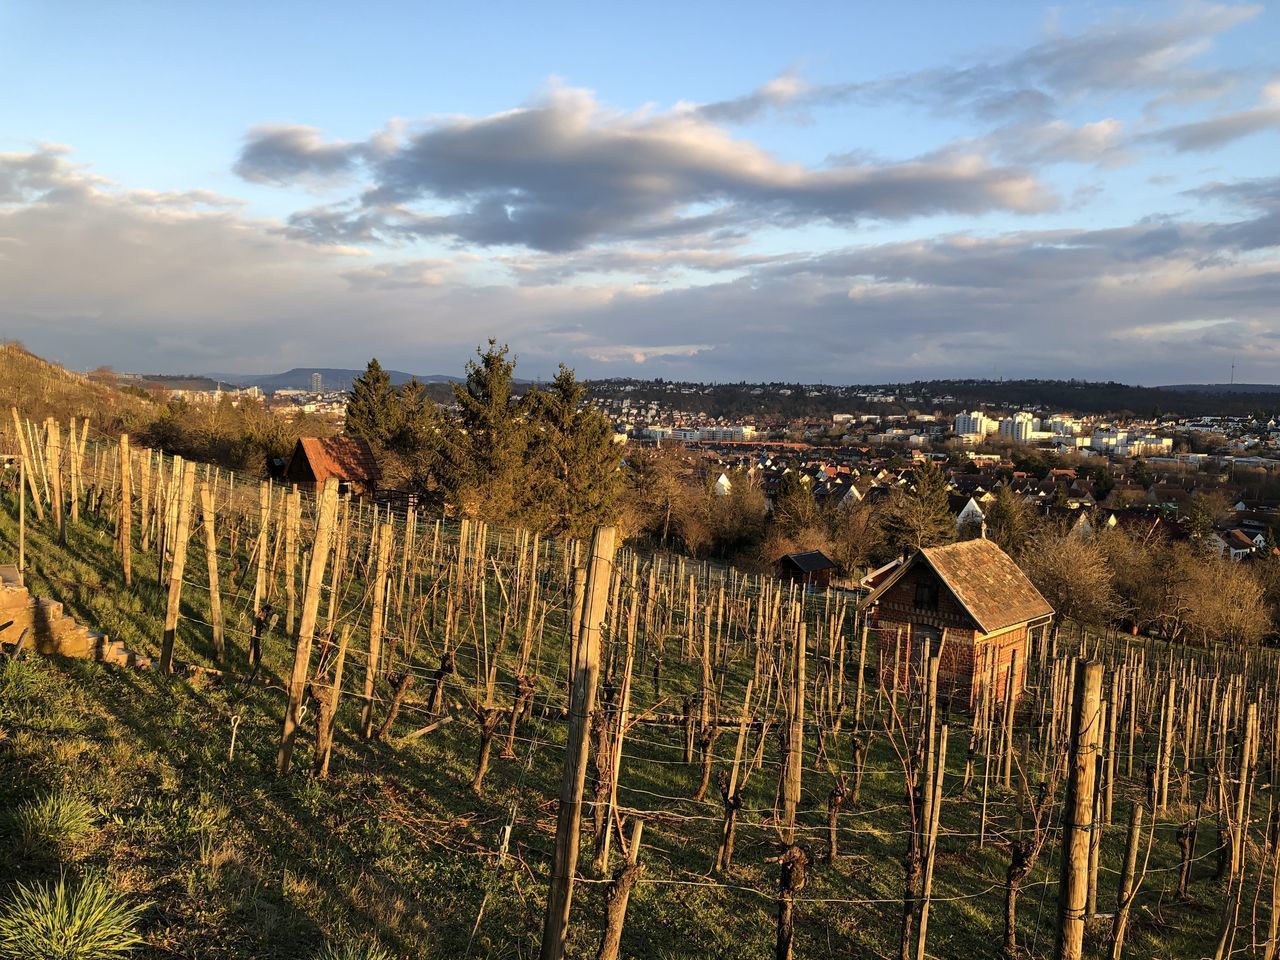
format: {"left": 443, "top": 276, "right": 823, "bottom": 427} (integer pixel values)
{"left": 0, "top": 872, "right": 146, "bottom": 959}
{"left": 13, "top": 792, "right": 95, "bottom": 853}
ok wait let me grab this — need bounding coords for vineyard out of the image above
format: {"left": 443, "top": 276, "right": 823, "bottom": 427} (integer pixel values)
{"left": 2, "top": 411, "right": 1280, "bottom": 959}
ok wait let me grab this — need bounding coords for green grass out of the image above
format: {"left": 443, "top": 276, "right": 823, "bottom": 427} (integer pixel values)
{"left": 0, "top": 872, "right": 146, "bottom": 960}
{"left": 12, "top": 791, "right": 96, "bottom": 855}
{"left": 313, "top": 941, "right": 397, "bottom": 960}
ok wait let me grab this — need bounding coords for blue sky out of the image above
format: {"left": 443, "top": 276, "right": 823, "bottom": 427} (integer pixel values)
{"left": 2, "top": 1, "right": 1279, "bottom": 384}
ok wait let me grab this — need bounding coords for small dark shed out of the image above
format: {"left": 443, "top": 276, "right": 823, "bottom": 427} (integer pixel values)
{"left": 778, "top": 550, "right": 838, "bottom": 590}
{"left": 284, "top": 436, "right": 381, "bottom": 497}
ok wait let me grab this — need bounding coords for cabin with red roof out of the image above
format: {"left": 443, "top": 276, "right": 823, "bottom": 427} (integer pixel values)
{"left": 861, "top": 539, "right": 1053, "bottom": 707}
{"left": 284, "top": 436, "right": 381, "bottom": 498}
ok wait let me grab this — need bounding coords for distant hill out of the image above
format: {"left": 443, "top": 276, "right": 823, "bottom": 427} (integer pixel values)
{"left": 589, "top": 376, "right": 1280, "bottom": 419}
{"left": 892, "top": 379, "right": 1280, "bottom": 417}
{"left": 1159, "top": 383, "right": 1280, "bottom": 395}
{"left": 140, "top": 374, "right": 237, "bottom": 391}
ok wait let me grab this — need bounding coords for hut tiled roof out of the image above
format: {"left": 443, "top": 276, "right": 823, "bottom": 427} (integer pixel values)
{"left": 780, "top": 550, "right": 837, "bottom": 574}
{"left": 863, "top": 539, "right": 1053, "bottom": 634}
{"left": 294, "top": 436, "right": 381, "bottom": 485}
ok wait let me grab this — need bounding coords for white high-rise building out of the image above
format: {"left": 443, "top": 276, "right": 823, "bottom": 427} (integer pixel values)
{"left": 955, "top": 411, "right": 990, "bottom": 436}
{"left": 999, "top": 412, "right": 1038, "bottom": 444}
{"left": 310, "top": 372, "right": 323, "bottom": 394}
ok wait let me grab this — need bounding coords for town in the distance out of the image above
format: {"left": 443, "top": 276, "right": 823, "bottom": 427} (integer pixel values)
{"left": 108, "top": 362, "right": 1280, "bottom": 567}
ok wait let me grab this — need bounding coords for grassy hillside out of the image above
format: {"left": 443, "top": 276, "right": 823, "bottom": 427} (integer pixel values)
{"left": 0, "top": 342, "right": 151, "bottom": 432}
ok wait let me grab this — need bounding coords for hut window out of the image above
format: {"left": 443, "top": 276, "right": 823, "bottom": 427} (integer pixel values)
{"left": 914, "top": 579, "right": 939, "bottom": 611}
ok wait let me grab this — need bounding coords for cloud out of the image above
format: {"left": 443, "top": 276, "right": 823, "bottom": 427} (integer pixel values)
{"left": 341, "top": 259, "right": 458, "bottom": 290}
{"left": 581, "top": 343, "right": 715, "bottom": 364}
{"left": 233, "top": 124, "right": 367, "bottom": 184}
{"left": 695, "top": 71, "right": 862, "bottom": 124}
{"left": 1183, "top": 175, "right": 1280, "bottom": 250}
{"left": 985, "top": 118, "right": 1128, "bottom": 166}
{"left": 5, "top": 143, "right": 1280, "bottom": 386}
{"left": 692, "top": 3, "right": 1259, "bottom": 125}
{"left": 1187, "top": 174, "right": 1280, "bottom": 209}
{"left": 251, "top": 84, "right": 1052, "bottom": 252}
{"left": 1145, "top": 79, "right": 1280, "bottom": 150}
{"left": 497, "top": 246, "right": 792, "bottom": 285}
{"left": 0, "top": 143, "right": 109, "bottom": 202}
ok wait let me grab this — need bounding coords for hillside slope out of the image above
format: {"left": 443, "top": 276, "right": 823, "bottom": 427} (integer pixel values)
{"left": 0, "top": 341, "right": 150, "bottom": 431}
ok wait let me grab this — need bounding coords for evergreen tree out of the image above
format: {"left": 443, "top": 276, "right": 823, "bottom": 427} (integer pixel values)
{"left": 772, "top": 470, "right": 821, "bottom": 535}
{"left": 345, "top": 358, "right": 399, "bottom": 448}
{"left": 389, "top": 377, "right": 438, "bottom": 454}
{"left": 985, "top": 485, "right": 1032, "bottom": 555}
{"left": 1130, "top": 458, "right": 1154, "bottom": 487}
{"left": 1090, "top": 465, "right": 1115, "bottom": 500}
{"left": 436, "top": 341, "right": 530, "bottom": 521}
{"left": 879, "top": 459, "right": 955, "bottom": 554}
{"left": 525, "top": 364, "right": 622, "bottom": 538}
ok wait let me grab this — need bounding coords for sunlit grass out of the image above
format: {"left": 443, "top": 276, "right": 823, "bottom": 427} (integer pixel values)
{"left": 0, "top": 872, "right": 147, "bottom": 960}
{"left": 13, "top": 791, "right": 95, "bottom": 855}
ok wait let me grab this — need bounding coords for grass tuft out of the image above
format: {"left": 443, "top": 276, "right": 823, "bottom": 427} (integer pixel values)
{"left": 13, "top": 791, "right": 95, "bottom": 854}
{"left": 0, "top": 872, "right": 147, "bottom": 960}
{"left": 313, "top": 940, "right": 396, "bottom": 960}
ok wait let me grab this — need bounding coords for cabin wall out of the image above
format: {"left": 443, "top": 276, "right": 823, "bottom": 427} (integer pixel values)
{"left": 283, "top": 455, "right": 318, "bottom": 487}
{"left": 873, "top": 621, "right": 1028, "bottom": 708}
{"left": 874, "top": 564, "right": 972, "bottom": 632}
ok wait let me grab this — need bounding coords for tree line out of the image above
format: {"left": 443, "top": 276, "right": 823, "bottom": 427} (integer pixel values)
{"left": 344, "top": 342, "right": 621, "bottom": 540}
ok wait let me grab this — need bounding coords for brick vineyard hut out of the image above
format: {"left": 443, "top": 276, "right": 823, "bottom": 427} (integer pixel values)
{"left": 284, "top": 436, "right": 381, "bottom": 498}
{"left": 860, "top": 539, "right": 1053, "bottom": 707}
{"left": 778, "top": 550, "right": 838, "bottom": 590}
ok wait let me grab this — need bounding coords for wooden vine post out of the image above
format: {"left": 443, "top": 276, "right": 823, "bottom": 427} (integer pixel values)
{"left": 47, "top": 419, "right": 64, "bottom": 542}
{"left": 199, "top": 483, "right": 225, "bottom": 667}
{"left": 159, "top": 465, "right": 196, "bottom": 674}
{"left": 11, "top": 408, "right": 43, "bottom": 520}
{"left": 361, "top": 523, "right": 394, "bottom": 738}
{"left": 540, "top": 525, "right": 617, "bottom": 960}
{"left": 1055, "top": 659, "right": 1103, "bottom": 960}
{"left": 118, "top": 434, "right": 132, "bottom": 586}
{"left": 915, "top": 723, "right": 948, "bottom": 960}
{"left": 1109, "top": 801, "right": 1144, "bottom": 960}
{"left": 17, "top": 454, "right": 24, "bottom": 575}
{"left": 277, "top": 479, "right": 340, "bottom": 776}
{"left": 783, "top": 622, "right": 806, "bottom": 843}
{"left": 253, "top": 481, "right": 269, "bottom": 619}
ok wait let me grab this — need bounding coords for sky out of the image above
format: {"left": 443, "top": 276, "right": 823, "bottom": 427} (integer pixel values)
{"left": 2, "top": 1, "right": 1279, "bottom": 385}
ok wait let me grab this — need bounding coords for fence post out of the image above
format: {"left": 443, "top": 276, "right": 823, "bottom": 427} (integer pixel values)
{"left": 783, "top": 622, "right": 806, "bottom": 843}
{"left": 159, "top": 465, "right": 195, "bottom": 674}
{"left": 118, "top": 435, "right": 132, "bottom": 586}
{"left": 362, "top": 522, "right": 393, "bottom": 739}
{"left": 540, "top": 525, "right": 616, "bottom": 960}
{"left": 1056, "top": 659, "right": 1103, "bottom": 960}
{"left": 199, "top": 483, "right": 225, "bottom": 667}
{"left": 277, "top": 479, "right": 340, "bottom": 776}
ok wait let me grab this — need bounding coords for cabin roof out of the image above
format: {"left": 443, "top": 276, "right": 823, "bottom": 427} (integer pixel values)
{"left": 863, "top": 539, "right": 1053, "bottom": 634}
{"left": 292, "top": 436, "right": 381, "bottom": 485}
{"left": 779, "top": 550, "right": 837, "bottom": 574}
